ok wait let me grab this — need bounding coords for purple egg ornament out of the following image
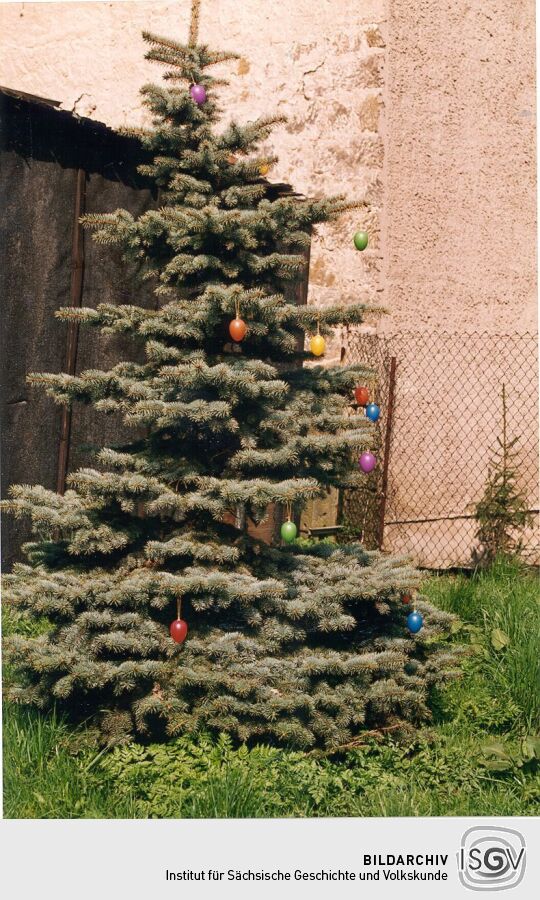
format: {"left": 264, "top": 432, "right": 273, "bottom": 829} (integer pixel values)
{"left": 190, "top": 84, "right": 207, "bottom": 105}
{"left": 359, "top": 451, "right": 377, "bottom": 473}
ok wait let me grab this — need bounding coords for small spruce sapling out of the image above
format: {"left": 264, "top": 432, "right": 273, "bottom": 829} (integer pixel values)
{"left": 474, "top": 385, "right": 533, "bottom": 566}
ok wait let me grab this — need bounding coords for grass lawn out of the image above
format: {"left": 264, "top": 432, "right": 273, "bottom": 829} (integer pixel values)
{"left": 3, "top": 558, "right": 539, "bottom": 818}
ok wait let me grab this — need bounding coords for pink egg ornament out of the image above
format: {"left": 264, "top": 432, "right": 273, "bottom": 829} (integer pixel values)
{"left": 359, "top": 451, "right": 377, "bottom": 473}
{"left": 190, "top": 84, "right": 207, "bottom": 105}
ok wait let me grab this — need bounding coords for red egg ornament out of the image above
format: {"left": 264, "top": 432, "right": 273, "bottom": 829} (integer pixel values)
{"left": 170, "top": 618, "right": 188, "bottom": 644}
{"left": 229, "top": 317, "right": 247, "bottom": 342}
{"left": 402, "top": 594, "right": 412, "bottom": 605}
{"left": 354, "top": 386, "right": 369, "bottom": 406}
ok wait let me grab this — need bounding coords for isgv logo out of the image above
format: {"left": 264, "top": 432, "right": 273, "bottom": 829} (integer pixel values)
{"left": 458, "top": 826, "right": 526, "bottom": 891}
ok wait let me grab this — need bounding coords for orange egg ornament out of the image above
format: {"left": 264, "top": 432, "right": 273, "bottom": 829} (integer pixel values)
{"left": 310, "top": 333, "right": 326, "bottom": 357}
{"left": 354, "top": 386, "right": 369, "bottom": 406}
{"left": 229, "top": 317, "right": 247, "bottom": 342}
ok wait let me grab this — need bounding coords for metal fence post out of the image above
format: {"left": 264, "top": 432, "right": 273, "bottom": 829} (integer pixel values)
{"left": 377, "top": 355, "right": 397, "bottom": 549}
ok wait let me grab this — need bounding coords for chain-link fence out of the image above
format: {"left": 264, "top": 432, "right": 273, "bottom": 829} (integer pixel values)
{"left": 342, "top": 331, "right": 539, "bottom": 568}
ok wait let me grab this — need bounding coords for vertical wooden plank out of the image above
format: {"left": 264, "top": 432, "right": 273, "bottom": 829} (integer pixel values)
{"left": 56, "top": 167, "right": 86, "bottom": 494}
{"left": 275, "top": 229, "right": 312, "bottom": 542}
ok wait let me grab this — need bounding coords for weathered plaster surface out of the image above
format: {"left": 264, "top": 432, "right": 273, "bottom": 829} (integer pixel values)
{"left": 1, "top": 1, "right": 537, "bottom": 564}
{"left": 384, "top": 0, "right": 537, "bottom": 334}
{"left": 0, "top": 0, "right": 385, "bottom": 319}
{"left": 380, "top": 1, "right": 538, "bottom": 563}
{"left": 0, "top": 0, "right": 386, "bottom": 542}
{"left": 2, "top": 0, "right": 534, "bottom": 334}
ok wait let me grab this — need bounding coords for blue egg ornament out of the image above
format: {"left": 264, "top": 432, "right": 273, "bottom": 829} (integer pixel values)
{"left": 407, "top": 611, "right": 424, "bottom": 634}
{"left": 365, "top": 402, "right": 380, "bottom": 423}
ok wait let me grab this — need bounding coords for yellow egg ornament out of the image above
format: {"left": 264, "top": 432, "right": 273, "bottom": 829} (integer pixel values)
{"left": 259, "top": 163, "right": 270, "bottom": 176}
{"left": 310, "top": 323, "right": 326, "bottom": 357}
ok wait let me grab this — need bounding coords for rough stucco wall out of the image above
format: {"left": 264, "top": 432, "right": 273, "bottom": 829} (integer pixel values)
{"left": 0, "top": 1, "right": 537, "bottom": 564}
{"left": 0, "top": 0, "right": 386, "bottom": 537}
{"left": 380, "top": 1, "right": 538, "bottom": 563}
{"left": 0, "top": 0, "right": 385, "bottom": 321}
{"left": 2, "top": 1, "right": 535, "bottom": 335}
{"left": 385, "top": 0, "right": 537, "bottom": 334}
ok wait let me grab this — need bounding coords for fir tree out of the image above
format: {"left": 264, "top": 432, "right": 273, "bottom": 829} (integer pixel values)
{"left": 2, "top": 27, "right": 460, "bottom": 747}
{"left": 473, "top": 384, "right": 533, "bottom": 566}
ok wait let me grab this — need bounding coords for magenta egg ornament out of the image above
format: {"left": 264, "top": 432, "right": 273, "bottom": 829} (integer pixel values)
{"left": 190, "top": 84, "right": 207, "bottom": 105}
{"left": 359, "top": 451, "right": 377, "bottom": 473}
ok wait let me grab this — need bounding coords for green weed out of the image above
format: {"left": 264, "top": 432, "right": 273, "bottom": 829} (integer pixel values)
{"left": 3, "top": 558, "right": 539, "bottom": 818}
{"left": 2, "top": 705, "right": 137, "bottom": 819}
{"left": 425, "top": 557, "right": 540, "bottom": 731}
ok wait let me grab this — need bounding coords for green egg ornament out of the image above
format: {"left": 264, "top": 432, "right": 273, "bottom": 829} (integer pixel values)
{"left": 353, "top": 231, "right": 369, "bottom": 251}
{"left": 281, "top": 520, "right": 297, "bottom": 543}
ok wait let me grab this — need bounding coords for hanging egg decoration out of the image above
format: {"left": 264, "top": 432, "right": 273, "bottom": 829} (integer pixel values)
{"left": 281, "top": 520, "right": 297, "bottom": 543}
{"left": 190, "top": 84, "right": 207, "bottom": 105}
{"left": 354, "top": 386, "right": 369, "bottom": 406}
{"left": 407, "top": 611, "right": 424, "bottom": 634}
{"left": 170, "top": 618, "right": 188, "bottom": 644}
{"left": 310, "top": 334, "right": 325, "bottom": 357}
{"left": 259, "top": 163, "right": 270, "bottom": 176}
{"left": 353, "top": 230, "right": 369, "bottom": 251}
{"left": 366, "top": 402, "right": 380, "bottom": 422}
{"left": 229, "top": 317, "right": 247, "bottom": 342}
{"left": 401, "top": 593, "right": 412, "bottom": 605}
{"left": 359, "top": 451, "right": 377, "bottom": 473}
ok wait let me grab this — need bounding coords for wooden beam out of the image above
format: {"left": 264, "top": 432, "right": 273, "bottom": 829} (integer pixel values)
{"left": 56, "top": 167, "right": 86, "bottom": 494}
